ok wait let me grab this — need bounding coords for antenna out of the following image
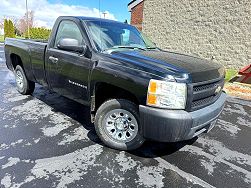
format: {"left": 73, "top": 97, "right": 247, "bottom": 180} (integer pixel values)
{"left": 102, "top": 12, "right": 107, "bottom": 19}
{"left": 26, "top": 0, "right": 30, "bottom": 39}
{"left": 99, "top": 0, "right": 101, "bottom": 18}
{"left": 98, "top": 0, "right": 102, "bottom": 50}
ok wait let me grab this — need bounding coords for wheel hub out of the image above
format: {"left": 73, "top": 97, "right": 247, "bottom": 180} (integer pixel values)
{"left": 16, "top": 70, "right": 24, "bottom": 89}
{"left": 104, "top": 109, "right": 138, "bottom": 142}
{"left": 115, "top": 117, "right": 129, "bottom": 131}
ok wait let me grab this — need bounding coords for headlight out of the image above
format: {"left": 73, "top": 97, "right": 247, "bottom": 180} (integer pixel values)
{"left": 147, "top": 79, "right": 187, "bottom": 109}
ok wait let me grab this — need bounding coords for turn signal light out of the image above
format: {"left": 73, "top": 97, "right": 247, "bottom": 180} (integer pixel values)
{"left": 147, "top": 93, "right": 157, "bottom": 105}
{"left": 149, "top": 80, "right": 157, "bottom": 93}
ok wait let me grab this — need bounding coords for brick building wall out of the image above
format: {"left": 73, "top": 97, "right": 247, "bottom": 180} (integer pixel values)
{"left": 142, "top": 0, "right": 251, "bottom": 69}
{"left": 130, "top": 1, "right": 144, "bottom": 30}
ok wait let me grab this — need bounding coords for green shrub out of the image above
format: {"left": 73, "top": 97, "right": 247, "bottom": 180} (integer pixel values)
{"left": 8, "top": 20, "right": 15, "bottom": 38}
{"left": 25, "top": 27, "right": 51, "bottom": 40}
{"left": 0, "top": 35, "right": 4, "bottom": 42}
{"left": 225, "top": 69, "right": 238, "bottom": 82}
{"left": 3, "top": 19, "right": 8, "bottom": 39}
{"left": 4, "top": 19, "right": 15, "bottom": 39}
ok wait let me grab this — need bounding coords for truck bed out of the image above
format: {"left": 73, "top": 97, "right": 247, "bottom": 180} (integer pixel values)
{"left": 4, "top": 38, "right": 48, "bottom": 85}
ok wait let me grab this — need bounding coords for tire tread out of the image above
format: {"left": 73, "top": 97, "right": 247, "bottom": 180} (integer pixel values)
{"left": 94, "top": 99, "right": 144, "bottom": 150}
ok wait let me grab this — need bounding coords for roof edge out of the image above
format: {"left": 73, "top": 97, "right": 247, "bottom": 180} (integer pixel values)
{"left": 128, "top": 0, "right": 144, "bottom": 12}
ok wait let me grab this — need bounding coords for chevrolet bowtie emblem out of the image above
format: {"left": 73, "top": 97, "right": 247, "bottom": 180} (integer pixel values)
{"left": 215, "top": 85, "right": 221, "bottom": 94}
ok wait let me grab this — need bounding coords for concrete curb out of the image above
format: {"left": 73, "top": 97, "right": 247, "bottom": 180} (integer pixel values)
{"left": 224, "top": 82, "right": 251, "bottom": 100}
{"left": 233, "top": 82, "right": 251, "bottom": 88}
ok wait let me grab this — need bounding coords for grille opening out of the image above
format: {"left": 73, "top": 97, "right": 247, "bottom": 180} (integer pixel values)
{"left": 191, "top": 95, "right": 217, "bottom": 108}
{"left": 190, "top": 78, "right": 224, "bottom": 111}
{"left": 193, "top": 79, "right": 224, "bottom": 93}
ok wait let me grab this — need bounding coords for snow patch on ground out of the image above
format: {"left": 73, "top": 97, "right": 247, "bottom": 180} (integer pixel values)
{"left": 1, "top": 173, "right": 12, "bottom": 188}
{"left": 196, "top": 137, "right": 251, "bottom": 184}
{"left": 115, "top": 151, "right": 138, "bottom": 172}
{"left": 8, "top": 144, "right": 103, "bottom": 188}
{"left": 216, "top": 119, "right": 241, "bottom": 136}
{"left": 197, "top": 137, "right": 251, "bottom": 167}
{"left": 180, "top": 145, "right": 217, "bottom": 176}
{"left": 58, "top": 126, "right": 89, "bottom": 145}
{"left": 5, "top": 100, "right": 52, "bottom": 122}
{"left": 33, "top": 138, "right": 40, "bottom": 144}
{"left": 41, "top": 114, "right": 74, "bottom": 137}
{"left": 8, "top": 95, "right": 30, "bottom": 102}
{"left": 227, "top": 96, "right": 251, "bottom": 108}
{"left": 2, "top": 157, "right": 21, "bottom": 169}
{"left": 237, "top": 117, "right": 251, "bottom": 128}
{"left": 3, "top": 124, "right": 17, "bottom": 129}
{"left": 136, "top": 165, "right": 164, "bottom": 188}
{"left": 3, "top": 87, "right": 29, "bottom": 103}
{"left": 3, "top": 71, "right": 15, "bottom": 82}
{"left": 4, "top": 98, "right": 75, "bottom": 137}
{"left": 200, "top": 159, "right": 215, "bottom": 175}
{"left": 0, "top": 139, "right": 23, "bottom": 151}
{"left": 224, "top": 103, "right": 248, "bottom": 116}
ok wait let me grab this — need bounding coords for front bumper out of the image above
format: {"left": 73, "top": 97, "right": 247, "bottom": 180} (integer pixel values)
{"left": 139, "top": 92, "right": 227, "bottom": 142}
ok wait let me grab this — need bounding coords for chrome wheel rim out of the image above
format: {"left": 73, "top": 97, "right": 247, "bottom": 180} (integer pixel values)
{"left": 16, "top": 70, "right": 24, "bottom": 89}
{"left": 104, "top": 109, "right": 138, "bottom": 143}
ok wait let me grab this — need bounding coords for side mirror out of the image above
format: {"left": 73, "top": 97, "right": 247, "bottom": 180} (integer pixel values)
{"left": 57, "top": 38, "right": 87, "bottom": 54}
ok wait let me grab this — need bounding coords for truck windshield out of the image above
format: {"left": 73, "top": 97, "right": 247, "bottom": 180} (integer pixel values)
{"left": 85, "top": 20, "right": 157, "bottom": 52}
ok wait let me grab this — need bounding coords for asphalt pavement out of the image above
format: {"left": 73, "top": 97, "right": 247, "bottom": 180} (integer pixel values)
{"left": 0, "top": 44, "right": 5, "bottom": 65}
{"left": 0, "top": 44, "right": 251, "bottom": 188}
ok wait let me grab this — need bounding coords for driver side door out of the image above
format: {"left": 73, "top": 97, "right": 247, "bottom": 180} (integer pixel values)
{"left": 46, "top": 19, "right": 93, "bottom": 105}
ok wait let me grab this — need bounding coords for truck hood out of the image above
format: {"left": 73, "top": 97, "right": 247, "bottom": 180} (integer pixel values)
{"left": 109, "top": 50, "right": 224, "bottom": 83}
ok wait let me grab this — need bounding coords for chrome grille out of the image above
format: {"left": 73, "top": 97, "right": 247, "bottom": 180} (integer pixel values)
{"left": 193, "top": 82, "right": 221, "bottom": 92}
{"left": 190, "top": 78, "right": 224, "bottom": 111}
{"left": 191, "top": 95, "right": 215, "bottom": 108}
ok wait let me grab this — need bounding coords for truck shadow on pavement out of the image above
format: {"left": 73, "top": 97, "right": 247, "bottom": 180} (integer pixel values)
{"left": 31, "top": 84, "right": 197, "bottom": 158}
{"left": 130, "top": 138, "right": 197, "bottom": 158}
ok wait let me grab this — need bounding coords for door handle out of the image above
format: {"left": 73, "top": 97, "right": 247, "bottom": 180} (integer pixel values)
{"left": 49, "top": 56, "right": 58, "bottom": 64}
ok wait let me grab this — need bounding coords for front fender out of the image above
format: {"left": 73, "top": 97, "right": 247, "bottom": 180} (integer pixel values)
{"left": 89, "top": 60, "right": 162, "bottom": 105}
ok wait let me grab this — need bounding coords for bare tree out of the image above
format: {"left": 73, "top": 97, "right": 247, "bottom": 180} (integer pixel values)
{"left": 10, "top": 17, "right": 19, "bottom": 28}
{"left": 0, "top": 19, "right": 4, "bottom": 35}
{"left": 1, "top": 17, "right": 20, "bottom": 35}
{"left": 17, "top": 11, "right": 34, "bottom": 34}
{"left": 1, "top": 16, "right": 18, "bottom": 28}
{"left": 0, "top": 19, "right": 4, "bottom": 29}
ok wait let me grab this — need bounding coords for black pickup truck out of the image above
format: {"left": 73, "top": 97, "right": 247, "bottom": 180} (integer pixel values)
{"left": 4, "top": 16, "right": 226, "bottom": 150}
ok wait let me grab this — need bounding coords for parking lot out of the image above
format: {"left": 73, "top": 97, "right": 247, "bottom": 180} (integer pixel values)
{"left": 0, "top": 44, "right": 251, "bottom": 188}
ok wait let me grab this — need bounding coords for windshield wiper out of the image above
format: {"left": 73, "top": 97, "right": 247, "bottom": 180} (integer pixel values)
{"left": 146, "top": 47, "right": 159, "bottom": 50}
{"left": 104, "top": 46, "right": 146, "bottom": 52}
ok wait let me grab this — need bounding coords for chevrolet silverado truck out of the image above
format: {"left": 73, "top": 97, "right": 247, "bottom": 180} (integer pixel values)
{"left": 4, "top": 16, "right": 226, "bottom": 150}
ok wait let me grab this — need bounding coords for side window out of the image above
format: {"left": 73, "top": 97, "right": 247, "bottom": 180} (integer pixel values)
{"left": 54, "top": 20, "right": 83, "bottom": 48}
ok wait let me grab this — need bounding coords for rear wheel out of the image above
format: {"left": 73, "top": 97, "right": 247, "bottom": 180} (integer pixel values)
{"left": 15, "top": 65, "right": 35, "bottom": 95}
{"left": 94, "top": 99, "right": 144, "bottom": 150}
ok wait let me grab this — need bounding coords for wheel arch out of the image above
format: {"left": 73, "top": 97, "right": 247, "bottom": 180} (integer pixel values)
{"left": 91, "top": 82, "right": 141, "bottom": 116}
{"left": 10, "top": 53, "right": 24, "bottom": 70}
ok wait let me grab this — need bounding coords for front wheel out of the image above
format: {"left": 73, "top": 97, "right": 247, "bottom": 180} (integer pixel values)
{"left": 94, "top": 99, "right": 144, "bottom": 150}
{"left": 15, "top": 65, "right": 35, "bottom": 95}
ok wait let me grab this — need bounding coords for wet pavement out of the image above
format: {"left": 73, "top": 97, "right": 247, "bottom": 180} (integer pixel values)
{"left": 0, "top": 44, "right": 251, "bottom": 188}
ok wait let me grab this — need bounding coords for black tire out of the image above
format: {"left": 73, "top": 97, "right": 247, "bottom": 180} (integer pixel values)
{"left": 14, "top": 65, "right": 35, "bottom": 95}
{"left": 94, "top": 99, "right": 144, "bottom": 150}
